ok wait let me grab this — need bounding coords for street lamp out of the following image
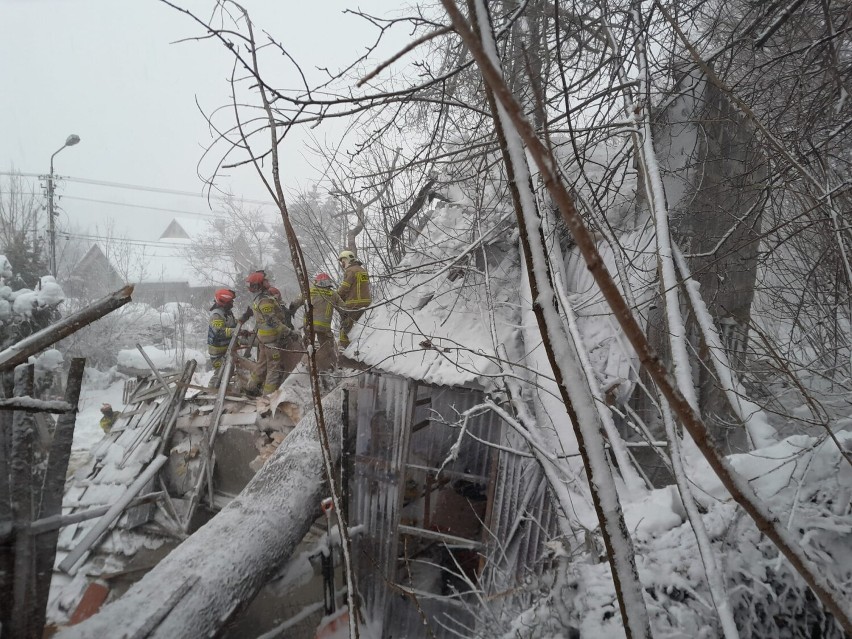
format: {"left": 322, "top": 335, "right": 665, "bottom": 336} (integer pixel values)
{"left": 47, "top": 134, "right": 81, "bottom": 277}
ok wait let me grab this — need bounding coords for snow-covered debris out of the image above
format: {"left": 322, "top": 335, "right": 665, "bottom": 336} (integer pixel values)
{"left": 563, "top": 227, "right": 657, "bottom": 404}
{"left": 512, "top": 431, "right": 852, "bottom": 639}
{"left": 353, "top": 203, "right": 521, "bottom": 388}
{"left": 117, "top": 345, "right": 205, "bottom": 372}
{"left": 10, "top": 278, "right": 65, "bottom": 316}
{"left": 38, "top": 276, "right": 65, "bottom": 305}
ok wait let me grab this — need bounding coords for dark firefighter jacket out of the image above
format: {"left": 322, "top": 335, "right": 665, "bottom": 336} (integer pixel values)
{"left": 207, "top": 305, "right": 237, "bottom": 357}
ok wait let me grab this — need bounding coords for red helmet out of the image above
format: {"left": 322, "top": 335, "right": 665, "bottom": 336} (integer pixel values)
{"left": 214, "top": 288, "right": 236, "bottom": 306}
{"left": 246, "top": 271, "right": 267, "bottom": 291}
{"left": 268, "top": 286, "right": 282, "bottom": 300}
{"left": 314, "top": 272, "right": 333, "bottom": 288}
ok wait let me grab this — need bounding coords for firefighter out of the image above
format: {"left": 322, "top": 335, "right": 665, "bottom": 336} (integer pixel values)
{"left": 290, "top": 272, "right": 344, "bottom": 371}
{"left": 240, "top": 271, "right": 298, "bottom": 396}
{"left": 207, "top": 288, "right": 237, "bottom": 387}
{"left": 99, "top": 403, "right": 120, "bottom": 434}
{"left": 268, "top": 286, "right": 295, "bottom": 331}
{"left": 336, "top": 250, "right": 371, "bottom": 348}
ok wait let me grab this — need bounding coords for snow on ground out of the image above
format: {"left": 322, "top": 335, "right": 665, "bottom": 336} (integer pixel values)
{"left": 72, "top": 369, "right": 127, "bottom": 453}
{"left": 515, "top": 430, "right": 852, "bottom": 639}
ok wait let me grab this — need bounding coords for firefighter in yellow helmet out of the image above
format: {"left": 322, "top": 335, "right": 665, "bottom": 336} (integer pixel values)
{"left": 336, "top": 250, "right": 371, "bottom": 348}
{"left": 289, "top": 272, "right": 344, "bottom": 371}
{"left": 239, "top": 271, "right": 299, "bottom": 396}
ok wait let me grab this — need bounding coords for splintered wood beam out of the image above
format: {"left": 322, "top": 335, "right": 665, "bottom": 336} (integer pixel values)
{"left": 0, "top": 398, "right": 74, "bottom": 413}
{"left": 0, "top": 286, "right": 133, "bottom": 372}
{"left": 29, "top": 492, "right": 164, "bottom": 535}
{"left": 135, "top": 344, "right": 175, "bottom": 401}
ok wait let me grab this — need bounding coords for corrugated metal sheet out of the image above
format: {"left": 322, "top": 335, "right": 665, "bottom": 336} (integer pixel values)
{"left": 352, "top": 372, "right": 556, "bottom": 638}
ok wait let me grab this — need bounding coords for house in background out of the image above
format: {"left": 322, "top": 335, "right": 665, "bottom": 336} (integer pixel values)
{"left": 132, "top": 217, "right": 217, "bottom": 307}
{"left": 61, "top": 243, "right": 124, "bottom": 299}
{"left": 62, "top": 218, "right": 219, "bottom": 308}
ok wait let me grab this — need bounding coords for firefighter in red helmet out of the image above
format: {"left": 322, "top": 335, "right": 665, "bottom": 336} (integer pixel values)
{"left": 208, "top": 288, "right": 237, "bottom": 387}
{"left": 239, "top": 271, "right": 298, "bottom": 396}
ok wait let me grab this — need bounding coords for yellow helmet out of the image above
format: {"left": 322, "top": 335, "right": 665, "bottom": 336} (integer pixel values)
{"left": 338, "top": 250, "right": 356, "bottom": 266}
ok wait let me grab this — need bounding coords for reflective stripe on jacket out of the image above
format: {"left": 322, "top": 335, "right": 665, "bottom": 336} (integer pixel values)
{"left": 337, "top": 262, "right": 371, "bottom": 309}
{"left": 252, "top": 290, "right": 291, "bottom": 344}
{"left": 207, "top": 306, "right": 236, "bottom": 356}
{"left": 294, "top": 287, "right": 344, "bottom": 333}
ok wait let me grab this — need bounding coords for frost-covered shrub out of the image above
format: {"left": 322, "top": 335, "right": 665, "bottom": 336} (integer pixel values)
{"left": 0, "top": 257, "right": 64, "bottom": 350}
{"left": 57, "top": 298, "right": 208, "bottom": 370}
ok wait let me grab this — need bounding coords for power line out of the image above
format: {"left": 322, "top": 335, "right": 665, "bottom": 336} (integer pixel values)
{"left": 56, "top": 230, "right": 195, "bottom": 249}
{"left": 0, "top": 170, "right": 280, "bottom": 207}
{"left": 60, "top": 195, "right": 228, "bottom": 219}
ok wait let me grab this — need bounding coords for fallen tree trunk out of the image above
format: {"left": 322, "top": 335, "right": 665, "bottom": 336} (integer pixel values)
{"left": 58, "top": 386, "right": 348, "bottom": 639}
{"left": 0, "top": 286, "right": 133, "bottom": 372}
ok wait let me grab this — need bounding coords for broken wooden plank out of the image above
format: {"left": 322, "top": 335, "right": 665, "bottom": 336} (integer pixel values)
{"left": 134, "top": 344, "right": 174, "bottom": 401}
{"left": 68, "top": 580, "right": 110, "bottom": 626}
{"left": 0, "top": 286, "right": 133, "bottom": 372}
{"left": 58, "top": 387, "right": 348, "bottom": 639}
{"left": 156, "top": 360, "right": 197, "bottom": 458}
{"left": 174, "top": 413, "right": 259, "bottom": 429}
{"left": 0, "top": 397, "right": 73, "bottom": 413}
{"left": 29, "top": 492, "right": 163, "bottom": 535}
{"left": 58, "top": 455, "right": 168, "bottom": 575}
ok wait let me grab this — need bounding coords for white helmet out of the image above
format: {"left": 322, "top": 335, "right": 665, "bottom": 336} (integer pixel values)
{"left": 338, "top": 250, "right": 356, "bottom": 266}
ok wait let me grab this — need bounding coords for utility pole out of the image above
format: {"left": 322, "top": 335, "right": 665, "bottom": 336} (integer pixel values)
{"left": 47, "top": 134, "right": 81, "bottom": 277}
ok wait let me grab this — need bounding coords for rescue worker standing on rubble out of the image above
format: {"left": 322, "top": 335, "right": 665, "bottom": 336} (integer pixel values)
{"left": 99, "top": 403, "right": 120, "bottom": 434}
{"left": 207, "top": 288, "right": 237, "bottom": 387}
{"left": 240, "top": 271, "right": 298, "bottom": 396}
{"left": 290, "top": 273, "right": 344, "bottom": 371}
{"left": 336, "top": 250, "right": 371, "bottom": 348}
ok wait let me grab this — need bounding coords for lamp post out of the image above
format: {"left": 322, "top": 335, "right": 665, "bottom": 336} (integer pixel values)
{"left": 47, "top": 134, "right": 81, "bottom": 277}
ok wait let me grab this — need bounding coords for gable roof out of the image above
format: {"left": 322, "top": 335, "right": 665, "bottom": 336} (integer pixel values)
{"left": 158, "top": 217, "right": 212, "bottom": 241}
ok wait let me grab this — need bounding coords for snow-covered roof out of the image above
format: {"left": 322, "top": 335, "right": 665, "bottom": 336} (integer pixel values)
{"left": 350, "top": 204, "right": 521, "bottom": 389}
{"left": 158, "top": 217, "right": 212, "bottom": 241}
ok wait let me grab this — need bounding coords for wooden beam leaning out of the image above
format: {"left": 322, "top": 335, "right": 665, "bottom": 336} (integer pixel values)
{"left": 10, "top": 365, "right": 37, "bottom": 639}
{"left": 29, "top": 492, "right": 163, "bottom": 536}
{"left": 32, "top": 358, "right": 86, "bottom": 635}
{"left": 0, "top": 285, "right": 133, "bottom": 372}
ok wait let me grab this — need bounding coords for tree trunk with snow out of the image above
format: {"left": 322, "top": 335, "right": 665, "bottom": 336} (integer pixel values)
{"left": 633, "top": 71, "right": 765, "bottom": 474}
{"left": 58, "top": 386, "right": 348, "bottom": 639}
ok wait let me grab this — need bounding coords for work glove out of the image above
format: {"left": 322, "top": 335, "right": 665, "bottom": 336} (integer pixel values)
{"left": 239, "top": 308, "right": 252, "bottom": 323}
{"left": 288, "top": 301, "right": 299, "bottom": 314}
{"left": 238, "top": 329, "right": 252, "bottom": 339}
